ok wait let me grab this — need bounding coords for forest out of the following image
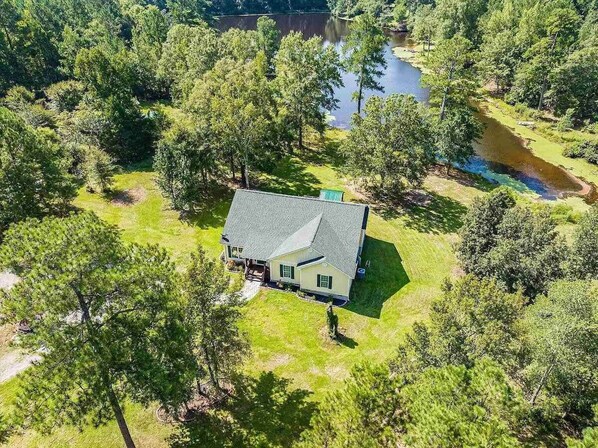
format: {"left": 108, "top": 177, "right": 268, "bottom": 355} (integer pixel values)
{"left": 0, "top": 0, "right": 597, "bottom": 447}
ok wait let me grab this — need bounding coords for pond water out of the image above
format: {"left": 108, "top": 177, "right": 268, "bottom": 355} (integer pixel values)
{"left": 217, "top": 13, "right": 586, "bottom": 200}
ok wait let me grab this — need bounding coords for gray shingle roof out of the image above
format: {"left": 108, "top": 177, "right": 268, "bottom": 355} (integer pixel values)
{"left": 221, "top": 190, "right": 368, "bottom": 278}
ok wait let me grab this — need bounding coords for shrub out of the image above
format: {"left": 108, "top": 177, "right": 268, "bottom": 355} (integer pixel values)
{"left": 564, "top": 140, "right": 598, "bottom": 164}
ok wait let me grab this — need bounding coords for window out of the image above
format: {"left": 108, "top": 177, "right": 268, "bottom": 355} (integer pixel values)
{"left": 280, "top": 264, "right": 294, "bottom": 279}
{"left": 230, "top": 246, "right": 243, "bottom": 258}
{"left": 317, "top": 274, "right": 333, "bottom": 289}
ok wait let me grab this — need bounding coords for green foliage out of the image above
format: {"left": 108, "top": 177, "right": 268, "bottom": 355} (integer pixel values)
{"left": 181, "top": 247, "right": 248, "bottom": 390}
{"left": 393, "top": 275, "right": 525, "bottom": 377}
{"left": 435, "top": 106, "right": 483, "bottom": 172}
{"left": 563, "top": 140, "right": 598, "bottom": 164}
{"left": 44, "top": 80, "right": 85, "bottom": 112}
{"left": 257, "top": 16, "right": 281, "bottom": 69}
{"left": 567, "top": 206, "right": 598, "bottom": 280}
{"left": 186, "top": 56, "right": 279, "bottom": 187}
{"left": 403, "top": 360, "right": 525, "bottom": 448}
{"left": 343, "top": 94, "right": 435, "bottom": 196}
{"left": 523, "top": 280, "right": 598, "bottom": 415}
{"left": 273, "top": 31, "right": 342, "bottom": 147}
{"left": 421, "top": 35, "right": 478, "bottom": 120}
{"left": 80, "top": 145, "right": 117, "bottom": 193}
{"left": 168, "top": 0, "right": 211, "bottom": 25}
{"left": 158, "top": 23, "right": 221, "bottom": 101}
{"left": 129, "top": 4, "right": 169, "bottom": 99}
{"left": 154, "top": 116, "right": 218, "bottom": 211}
{"left": 567, "top": 426, "right": 598, "bottom": 448}
{"left": 0, "top": 107, "right": 75, "bottom": 234}
{"left": 548, "top": 47, "right": 598, "bottom": 122}
{"left": 434, "top": 0, "right": 488, "bottom": 44}
{"left": 342, "top": 13, "right": 387, "bottom": 114}
{"left": 1, "top": 86, "right": 55, "bottom": 128}
{"left": 0, "top": 212, "right": 195, "bottom": 446}
{"left": 410, "top": 5, "right": 438, "bottom": 53}
{"left": 297, "top": 363, "right": 403, "bottom": 448}
{"left": 456, "top": 188, "right": 567, "bottom": 297}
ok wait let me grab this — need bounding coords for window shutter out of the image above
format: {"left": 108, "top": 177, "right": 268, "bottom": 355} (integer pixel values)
{"left": 328, "top": 276, "right": 333, "bottom": 289}
{"left": 290, "top": 266, "right": 295, "bottom": 279}
{"left": 280, "top": 265, "right": 284, "bottom": 278}
{"left": 317, "top": 274, "right": 321, "bottom": 287}
{"left": 227, "top": 246, "right": 232, "bottom": 258}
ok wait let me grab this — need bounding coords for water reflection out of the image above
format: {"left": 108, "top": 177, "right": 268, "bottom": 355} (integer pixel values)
{"left": 216, "top": 13, "right": 585, "bottom": 199}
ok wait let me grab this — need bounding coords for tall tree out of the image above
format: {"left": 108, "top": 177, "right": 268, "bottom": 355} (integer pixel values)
{"left": 456, "top": 187, "right": 516, "bottom": 275}
{"left": 273, "top": 31, "right": 342, "bottom": 148}
{"left": 181, "top": 247, "right": 247, "bottom": 391}
{"left": 129, "top": 4, "right": 169, "bottom": 99}
{"left": 342, "top": 13, "right": 387, "bottom": 114}
{"left": 434, "top": 106, "right": 483, "bottom": 174}
{"left": 0, "top": 212, "right": 194, "bottom": 448}
{"left": 456, "top": 189, "right": 567, "bottom": 298}
{"left": 393, "top": 275, "right": 525, "bottom": 378}
{"left": 154, "top": 115, "right": 218, "bottom": 211}
{"left": 186, "top": 55, "right": 278, "bottom": 187}
{"left": 342, "top": 94, "right": 435, "bottom": 196}
{"left": 0, "top": 107, "right": 75, "bottom": 234}
{"left": 158, "top": 23, "right": 221, "bottom": 101}
{"left": 256, "top": 16, "right": 280, "bottom": 69}
{"left": 421, "top": 35, "right": 478, "bottom": 121}
{"left": 297, "top": 363, "right": 403, "bottom": 447}
{"left": 523, "top": 280, "right": 598, "bottom": 415}
{"left": 410, "top": 5, "right": 438, "bottom": 53}
{"left": 567, "top": 206, "right": 598, "bottom": 281}
{"left": 403, "top": 360, "right": 525, "bottom": 448}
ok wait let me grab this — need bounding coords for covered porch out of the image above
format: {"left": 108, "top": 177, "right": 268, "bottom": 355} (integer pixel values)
{"left": 244, "top": 260, "right": 270, "bottom": 283}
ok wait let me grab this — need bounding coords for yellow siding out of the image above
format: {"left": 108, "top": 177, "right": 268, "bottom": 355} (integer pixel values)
{"left": 299, "top": 262, "right": 352, "bottom": 297}
{"left": 269, "top": 249, "right": 314, "bottom": 285}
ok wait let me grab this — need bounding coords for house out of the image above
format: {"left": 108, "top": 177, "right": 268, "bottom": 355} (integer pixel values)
{"left": 220, "top": 189, "right": 369, "bottom": 300}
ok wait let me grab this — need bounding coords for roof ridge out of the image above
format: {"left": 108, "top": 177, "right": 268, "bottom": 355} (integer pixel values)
{"left": 237, "top": 189, "right": 367, "bottom": 208}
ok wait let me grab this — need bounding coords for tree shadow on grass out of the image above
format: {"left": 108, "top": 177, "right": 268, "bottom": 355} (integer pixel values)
{"left": 298, "top": 131, "right": 345, "bottom": 169}
{"left": 169, "top": 372, "right": 316, "bottom": 448}
{"left": 256, "top": 156, "right": 322, "bottom": 197}
{"left": 347, "top": 236, "right": 410, "bottom": 319}
{"left": 374, "top": 190, "right": 468, "bottom": 235}
{"left": 181, "top": 186, "right": 234, "bottom": 230}
{"left": 337, "top": 332, "right": 358, "bottom": 348}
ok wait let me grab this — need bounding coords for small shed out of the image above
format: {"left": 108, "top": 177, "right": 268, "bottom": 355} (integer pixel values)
{"left": 319, "top": 189, "right": 344, "bottom": 202}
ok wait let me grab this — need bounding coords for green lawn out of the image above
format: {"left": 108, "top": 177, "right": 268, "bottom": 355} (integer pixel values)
{"left": 0, "top": 130, "right": 492, "bottom": 447}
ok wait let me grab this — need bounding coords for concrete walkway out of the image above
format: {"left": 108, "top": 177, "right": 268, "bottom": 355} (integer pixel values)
{"left": 240, "top": 280, "right": 262, "bottom": 301}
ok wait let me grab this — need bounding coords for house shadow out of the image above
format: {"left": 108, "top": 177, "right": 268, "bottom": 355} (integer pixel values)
{"left": 346, "top": 236, "right": 409, "bottom": 319}
{"left": 168, "top": 372, "right": 316, "bottom": 448}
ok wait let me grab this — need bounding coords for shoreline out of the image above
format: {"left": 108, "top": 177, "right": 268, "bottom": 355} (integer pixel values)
{"left": 392, "top": 44, "right": 595, "bottom": 205}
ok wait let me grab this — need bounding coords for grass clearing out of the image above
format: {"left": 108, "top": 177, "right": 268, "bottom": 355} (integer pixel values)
{"left": 0, "top": 130, "right": 492, "bottom": 447}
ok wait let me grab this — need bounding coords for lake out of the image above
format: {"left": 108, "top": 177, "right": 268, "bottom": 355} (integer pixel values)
{"left": 217, "top": 13, "right": 587, "bottom": 200}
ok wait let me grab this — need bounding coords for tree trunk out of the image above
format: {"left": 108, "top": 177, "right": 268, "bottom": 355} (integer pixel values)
{"left": 230, "top": 154, "right": 236, "bottom": 181}
{"left": 107, "top": 384, "right": 136, "bottom": 448}
{"left": 298, "top": 117, "right": 303, "bottom": 149}
{"left": 73, "top": 288, "right": 136, "bottom": 448}
{"left": 357, "top": 69, "right": 364, "bottom": 115}
{"left": 446, "top": 163, "right": 451, "bottom": 176}
{"left": 439, "top": 63, "right": 455, "bottom": 121}
{"left": 530, "top": 361, "right": 555, "bottom": 406}
{"left": 537, "top": 33, "right": 558, "bottom": 111}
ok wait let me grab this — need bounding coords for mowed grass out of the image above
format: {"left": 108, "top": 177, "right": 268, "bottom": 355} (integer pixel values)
{"left": 0, "top": 130, "right": 491, "bottom": 447}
